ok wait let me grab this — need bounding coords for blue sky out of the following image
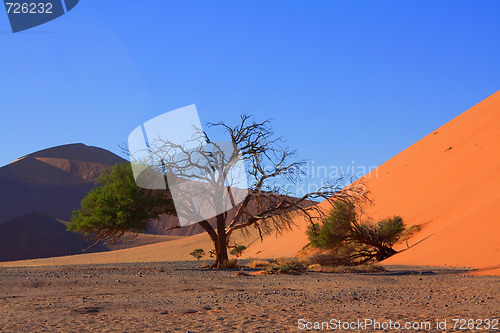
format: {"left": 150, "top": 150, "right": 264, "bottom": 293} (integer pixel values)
{"left": 1, "top": 0, "right": 499, "bottom": 180}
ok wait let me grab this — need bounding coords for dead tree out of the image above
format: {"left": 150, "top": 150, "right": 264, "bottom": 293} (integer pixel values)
{"left": 136, "top": 115, "right": 367, "bottom": 268}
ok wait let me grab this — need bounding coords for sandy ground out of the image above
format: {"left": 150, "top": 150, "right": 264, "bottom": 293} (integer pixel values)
{"left": 0, "top": 261, "right": 498, "bottom": 332}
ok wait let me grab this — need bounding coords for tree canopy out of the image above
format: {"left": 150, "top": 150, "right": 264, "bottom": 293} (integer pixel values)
{"left": 68, "top": 162, "right": 175, "bottom": 242}
{"left": 307, "top": 201, "right": 406, "bottom": 263}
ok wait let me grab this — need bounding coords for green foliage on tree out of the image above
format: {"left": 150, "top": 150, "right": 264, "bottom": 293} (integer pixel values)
{"left": 190, "top": 248, "right": 205, "bottom": 261}
{"left": 67, "top": 162, "right": 175, "bottom": 241}
{"left": 229, "top": 245, "right": 246, "bottom": 258}
{"left": 307, "top": 201, "right": 407, "bottom": 263}
{"left": 308, "top": 201, "right": 357, "bottom": 249}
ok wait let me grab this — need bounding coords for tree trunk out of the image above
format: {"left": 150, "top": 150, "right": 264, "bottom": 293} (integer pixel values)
{"left": 215, "top": 213, "right": 229, "bottom": 268}
{"left": 375, "top": 246, "right": 397, "bottom": 261}
{"left": 196, "top": 217, "right": 230, "bottom": 269}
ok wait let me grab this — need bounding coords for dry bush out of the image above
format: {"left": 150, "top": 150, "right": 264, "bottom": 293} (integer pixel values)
{"left": 297, "top": 257, "right": 311, "bottom": 266}
{"left": 309, "top": 251, "right": 354, "bottom": 267}
{"left": 222, "top": 259, "right": 239, "bottom": 269}
{"left": 307, "top": 264, "right": 322, "bottom": 272}
{"left": 247, "top": 259, "right": 271, "bottom": 268}
{"left": 274, "top": 257, "right": 298, "bottom": 266}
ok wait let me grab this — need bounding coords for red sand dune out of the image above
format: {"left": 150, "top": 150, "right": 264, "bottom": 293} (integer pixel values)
{"left": 367, "top": 90, "right": 500, "bottom": 270}
{"left": 245, "top": 90, "right": 500, "bottom": 274}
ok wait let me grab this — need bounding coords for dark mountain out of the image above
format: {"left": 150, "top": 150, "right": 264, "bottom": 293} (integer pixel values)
{"left": 0, "top": 143, "right": 126, "bottom": 223}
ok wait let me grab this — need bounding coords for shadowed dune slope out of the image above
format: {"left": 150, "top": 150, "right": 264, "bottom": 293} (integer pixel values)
{"left": 0, "top": 213, "right": 108, "bottom": 262}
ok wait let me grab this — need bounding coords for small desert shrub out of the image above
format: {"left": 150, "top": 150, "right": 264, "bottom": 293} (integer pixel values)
{"left": 230, "top": 245, "right": 247, "bottom": 258}
{"left": 190, "top": 248, "right": 205, "bottom": 261}
{"left": 222, "top": 259, "right": 239, "bottom": 269}
{"left": 277, "top": 264, "right": 305, "bottom": 274}
{"left": 247, "top": 259, "right": 271, "bottom": 268}
{"left": 264, "top": 258, "right": 306, "bottom": 275}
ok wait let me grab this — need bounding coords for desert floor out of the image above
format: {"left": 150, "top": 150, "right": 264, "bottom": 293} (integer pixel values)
{"left": 0, "top": 261, "right": 498, "bottom": 332}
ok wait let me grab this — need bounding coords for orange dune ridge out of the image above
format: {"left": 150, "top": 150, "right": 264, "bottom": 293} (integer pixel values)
{"left": 0, "top": 233, "right": 212, "bottom": 267}
{"left": 245, "top": 90, "right": 500, "bottom": 275}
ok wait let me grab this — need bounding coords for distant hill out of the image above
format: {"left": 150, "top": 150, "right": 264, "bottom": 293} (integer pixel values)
{"left": 0, "top": 143, "right": 126, "bottom": 223}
